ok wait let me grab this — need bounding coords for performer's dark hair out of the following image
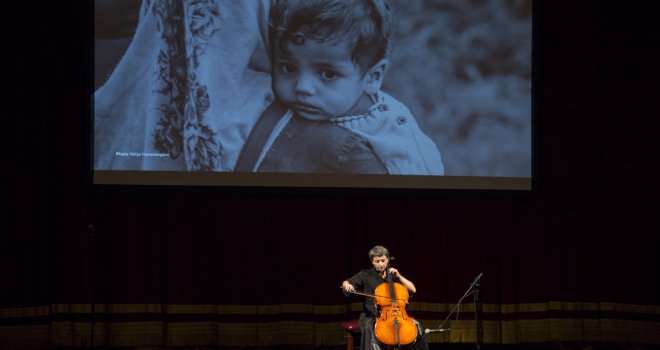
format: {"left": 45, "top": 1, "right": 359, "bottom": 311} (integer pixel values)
{"left": 368, "top": 245, "right": 390, "bottom": 260}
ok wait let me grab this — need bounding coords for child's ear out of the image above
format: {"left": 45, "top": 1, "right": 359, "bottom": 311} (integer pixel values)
{"left": 364, "top": 59, "right": 389, "bottom": 95}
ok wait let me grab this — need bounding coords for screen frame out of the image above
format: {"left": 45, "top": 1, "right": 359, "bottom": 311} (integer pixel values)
{"left": 87, "top": 0, "right": 536, "bottom": 194}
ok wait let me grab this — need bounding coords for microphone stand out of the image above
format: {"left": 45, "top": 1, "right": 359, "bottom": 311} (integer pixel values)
{"left": 473, "top": 275, "right": 482, "bottom": 350}
{"left": 425, "top": 272, "right": 483, "bottom": 350}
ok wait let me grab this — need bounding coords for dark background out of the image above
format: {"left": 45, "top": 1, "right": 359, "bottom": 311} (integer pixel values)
{"left": 2, "top": 0, "right": 659, "bottom": 349}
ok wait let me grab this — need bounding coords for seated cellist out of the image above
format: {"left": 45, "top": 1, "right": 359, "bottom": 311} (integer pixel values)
{"left": 342, "top": 245, "right": 430, "bottom": 350}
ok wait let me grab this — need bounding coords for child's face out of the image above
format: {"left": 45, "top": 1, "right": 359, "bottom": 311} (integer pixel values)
{"left": 273, "top": 39, "right": 371, "bottom": 120}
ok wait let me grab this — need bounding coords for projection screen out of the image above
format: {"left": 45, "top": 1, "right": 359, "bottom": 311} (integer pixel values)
{"left": 92, "top": 0, "right": 533, "bottom": 190}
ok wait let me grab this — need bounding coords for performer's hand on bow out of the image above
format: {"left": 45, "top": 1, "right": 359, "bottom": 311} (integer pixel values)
{"left": 342, "top": 280, "right": 356, "bottom": 293}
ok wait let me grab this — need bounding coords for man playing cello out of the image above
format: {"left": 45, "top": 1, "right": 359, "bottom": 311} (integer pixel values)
{"left": 342, "top": 245, "right": 430, "bottom": 350}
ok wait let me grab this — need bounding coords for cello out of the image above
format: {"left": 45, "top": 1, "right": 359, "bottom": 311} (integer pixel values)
{"left": 372, "top": 267, "right": 418, "bottom": 349}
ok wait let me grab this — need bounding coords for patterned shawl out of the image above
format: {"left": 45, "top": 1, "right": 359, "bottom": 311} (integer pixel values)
{"left": 94, "top": 0, "right": 273, "bottom": 171}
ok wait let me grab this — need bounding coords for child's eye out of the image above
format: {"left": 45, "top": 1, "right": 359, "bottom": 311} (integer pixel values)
{"left": 320, "top": 70, "right": 339, "bottom": 80}
{"left": 278, "top": 63, "right": 297, "bottom": 75}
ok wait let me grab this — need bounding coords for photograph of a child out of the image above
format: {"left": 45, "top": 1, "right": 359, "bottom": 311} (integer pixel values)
{"left": 248, "top": 0, "right": 444, "bottom": 175}
{"left": 94, "top": 0, "right": 531, "bottom": 178}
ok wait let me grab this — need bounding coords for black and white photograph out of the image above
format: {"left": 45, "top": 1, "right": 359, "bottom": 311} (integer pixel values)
{"left": 93, "top": 0, "right": 532, "bottom": 188}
